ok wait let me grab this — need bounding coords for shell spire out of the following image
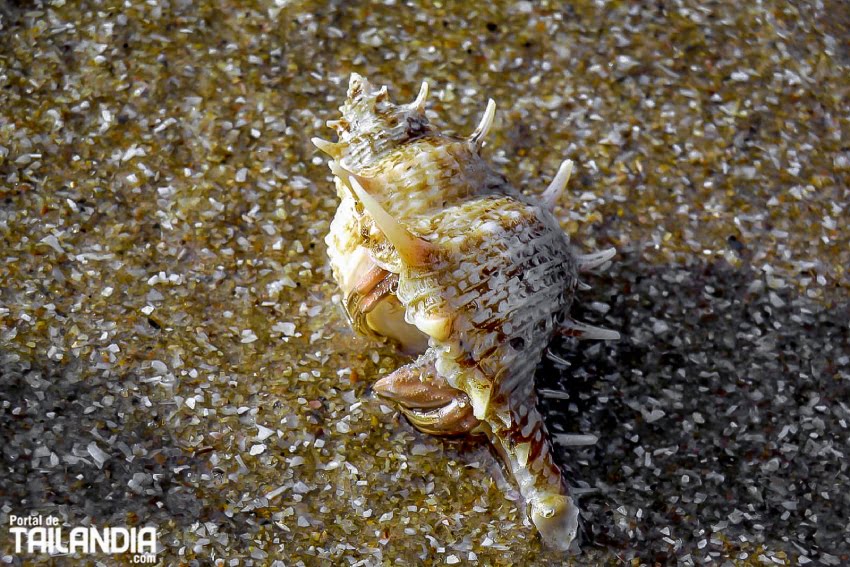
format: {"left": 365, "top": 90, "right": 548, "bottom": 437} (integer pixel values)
{"left": 346, "top": 72, "right": 382, "bottom": 102}
{"left": 331, "top": 73, "right": 437, "bottom": 169}
{"left": 469, "top": 99, "right": 496, "bottom": 150}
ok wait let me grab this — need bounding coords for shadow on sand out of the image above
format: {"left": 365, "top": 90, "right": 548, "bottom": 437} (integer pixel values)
{"left": 538, "top": 251, "right": 849, "bottom": 563}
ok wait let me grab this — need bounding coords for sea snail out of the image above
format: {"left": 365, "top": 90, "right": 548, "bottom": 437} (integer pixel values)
{"left": 313, "top": 74, "right": 619, "bottom": 551}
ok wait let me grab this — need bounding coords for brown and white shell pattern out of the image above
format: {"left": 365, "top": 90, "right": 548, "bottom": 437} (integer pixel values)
{"left": 313, "top": 74, "right": 620, "bottom": 552}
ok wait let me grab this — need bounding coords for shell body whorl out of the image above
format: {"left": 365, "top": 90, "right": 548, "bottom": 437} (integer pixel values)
{"left": 315, "top": 73, "right": 619, "bottom": 552}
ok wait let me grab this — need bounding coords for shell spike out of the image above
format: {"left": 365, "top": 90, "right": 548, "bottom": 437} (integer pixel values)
{"left": 576, "top": 281, "right": 592, "bottom": 291}
{"left": 331, "top": 162, "right": 435, "bottom": 267}
{"left": 326, "top": 118, "right": 349, "bottom": 133}
{"left": 469, "top": 99, "right": 496, "bottom": 150}
{"left": 312, "top": 137, "right": 343, "bottom": 158}
{"left": 553, "top": 433, "right": 599, "bottom": 447}
{"left": 558, "top": 318, "right": 620, "bottom": 340}
{"left": 409, "top": 81, "right": 429, "bottom": 112}
{"left": 541, "top": 159, "right": 574, "bottom": 210}
{"left": 576, "top": 247, "right": 616, "bottom": 272}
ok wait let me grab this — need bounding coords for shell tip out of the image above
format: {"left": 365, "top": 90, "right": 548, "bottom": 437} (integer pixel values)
{"left": 532, "top": 494, "right": 580, "bottom": 552}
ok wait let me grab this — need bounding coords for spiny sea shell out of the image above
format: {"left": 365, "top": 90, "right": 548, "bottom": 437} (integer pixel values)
{"left": 314, "top": 74, "right": 620, "bottom": 551}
